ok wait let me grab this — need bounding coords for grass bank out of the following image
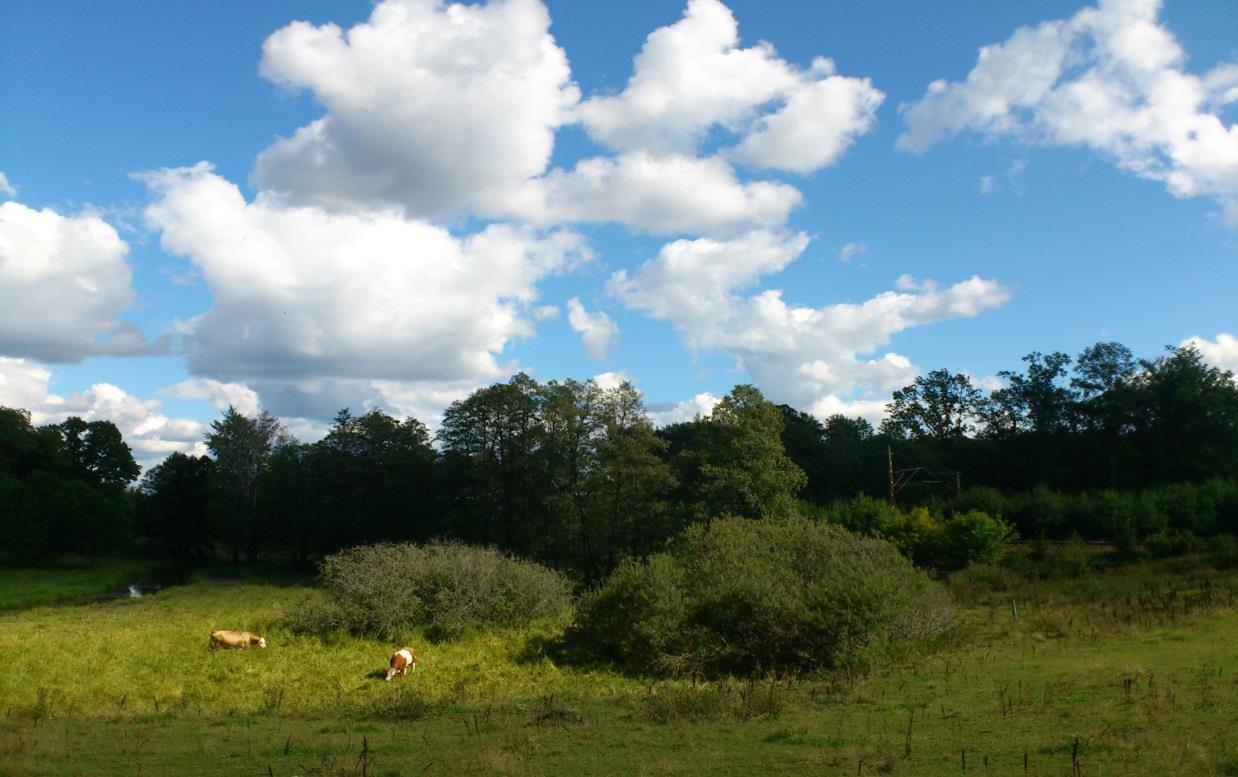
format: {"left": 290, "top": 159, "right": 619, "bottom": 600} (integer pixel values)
{"left": 0, "top": 557, "right": 176, "bottom": 611}
{"left": 0, "top": 560, "right": 1234, "bottom": 775}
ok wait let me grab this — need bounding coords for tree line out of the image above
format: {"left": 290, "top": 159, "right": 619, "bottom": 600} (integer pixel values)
{"left": 0, "top": 409, "right": 138, "bottom": 561}
{"left": 2, "top": 340, "right": 1236, "bottom": 578}
{"left": 789, "top": 342, "right": 1238, "bottom": 501}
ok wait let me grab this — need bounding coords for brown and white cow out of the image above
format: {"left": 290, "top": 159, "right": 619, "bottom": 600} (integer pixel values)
{"left": 210, "top": 629, "right": 267, "bottom": 649}
{"left": 386, "top": 647, "right": 418, "bottom": 680}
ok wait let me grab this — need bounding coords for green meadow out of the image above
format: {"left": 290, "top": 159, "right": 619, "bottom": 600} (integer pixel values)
{"left": 0, "top": 559, "right": 174, "bottom": 612}
{"left": 0, "top": 560, "right": 1235, "bottom": 776}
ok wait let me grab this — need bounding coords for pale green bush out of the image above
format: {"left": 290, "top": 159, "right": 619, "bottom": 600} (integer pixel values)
{"left": 294, "top": 541, "right": 572, "bottom": 639}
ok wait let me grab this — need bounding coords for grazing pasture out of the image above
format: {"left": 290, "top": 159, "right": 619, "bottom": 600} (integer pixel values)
{"left": 0, "top": 561, "right": 1234, "bottom": 776}
{"left": 0, "top": 558, "right": 174, "bottom": 611}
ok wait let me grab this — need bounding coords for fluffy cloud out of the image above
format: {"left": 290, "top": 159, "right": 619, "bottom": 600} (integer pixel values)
{"left": 0, "top": 199, "right": 154, "bottom": 362}
{"left": 732, "top": 69, "right": 884, "bottom": 173}
{"left": 255, "top": 0, "right": 579, "bottom": 215}
{"left": 253, "top": 0, "right": 875, "bottom": 236}
{"left": 566, "top": 298, "right": 618, "bottom": 361}
{"left": 163, "top": 378, "right": 262, "bottom": 416}
{"left": 577, "top": 0, "right": 883, "bottom": 172}
{"left": 371, "top": 375, "right": 512, "bottom": 431}
{"left": 591, "top": 370, "right": 631, "bottom": 391}
{"left": 838, "top": 241, "right": 868, "bottom": 262}
{"left": 899, "top": 0, "right": 1238, "bottom": 222}
{"left": 0, "top": 172, "right": 16, "bottom": 198}
{"left": 0, "top": 357, "right": 56, "bottom": 412}
{"left": 645, "top": 392, "right": 721, "bottom": 427}
{"left": 143, "top": 163, "right": 586, "bottom": 389}
{"left": 1182, "top": 333, "right": 1238, "bottom": 374}
{"left": 613, "top": 231, "right": 1010, "bottom": 413}
{"left": 609, "top": 230, "right": 811, "bottom": 346}
{"left": 506, "top": 152, "right": 801, "bottom": 235}
{"left": 808, "top": 394, "right": 891, "bottom": 427}
{"left": 0, "top": 357, "right": 209, "bottom": 469}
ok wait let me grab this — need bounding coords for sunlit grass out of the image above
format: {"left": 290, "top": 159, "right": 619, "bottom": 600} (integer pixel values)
{"left": 0, "top": 560, "right": 1234, "bottom": 775}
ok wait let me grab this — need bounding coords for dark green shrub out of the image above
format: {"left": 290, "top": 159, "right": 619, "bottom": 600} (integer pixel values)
{"left": 1144, "top": 530, "right": 1173, "bottom": 558}
{"left": 933, "top": 510, "right": 1016, "bottom": 571}
{"left": 1210, "top": 534, "right": 1238, "bottom": 569}
{"left": 1047, "top": 534, "right": 1093, "bottom": 577}
{"left": 879, "top": 506, "right": 940, "bottom": 567}
{"left": 1007, "top": 486, "right": 1067, "bottom": 538}
{"left": 947, "top": 563, "right": 1024, "bottom": 599}
{"left": 1207, "top": 480, "right": 1238, "bottom": 534}
{"left": 296, "top": 541, "right": 573, "bottom": 639}
{"left": 570, "top": 517, "right": 949, "bottom": 677}
{"left": 825, "top": 494, "right": 901, "bottom": 537}
{"left": 1153, "top": 483, "right": 1217, "bottom": 536}
{"left": 953, "top": 486, "right": 1008, "bottom": 520}
{"left": 877, "top": 507, "right": 1013, "bottom": 572}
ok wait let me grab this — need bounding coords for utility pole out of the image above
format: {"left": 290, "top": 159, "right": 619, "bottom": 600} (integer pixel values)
{"left": 888, "top": 445, "right": 896, "bottom": 505}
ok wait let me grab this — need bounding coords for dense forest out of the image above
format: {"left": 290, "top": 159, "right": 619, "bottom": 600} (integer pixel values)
{"left": 3, "top": 341, "right": 1237, "bottom": 579}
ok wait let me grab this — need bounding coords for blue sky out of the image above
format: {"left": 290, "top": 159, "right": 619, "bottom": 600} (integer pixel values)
{"left": 1, "top": 0, "right": 1236, "bottom": 467}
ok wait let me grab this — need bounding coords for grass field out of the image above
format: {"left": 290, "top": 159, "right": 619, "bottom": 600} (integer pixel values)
{"left": 0, "top": 559, "right": 1235, "bottom": 776}
{"left": 0, "top": 558, "right": 176, "bottom": 611}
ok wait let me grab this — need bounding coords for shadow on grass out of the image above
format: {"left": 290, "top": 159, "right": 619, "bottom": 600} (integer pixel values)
{"left": 191, "top": 564, "right": 317, "bottom": 588}
{"left": 513, "top": 629, "right": 627, "bottom": 674}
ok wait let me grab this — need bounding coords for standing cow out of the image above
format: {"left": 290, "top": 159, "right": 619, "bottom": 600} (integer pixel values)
{"left": 386, "top": 647, "right": 418, "bottom": 680}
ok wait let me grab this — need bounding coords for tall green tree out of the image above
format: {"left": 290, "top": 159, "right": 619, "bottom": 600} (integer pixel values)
{"left": 675, "top": 385, "right": 806, "bottom": 521}
{"left": 590, "top": 381, "right": 675, "bottom": 571}
{"left": 205, "top": 407, "right": 290, "bottom": 562}
{"left": 1072, "top": 341, "right": 1138, "bottom": 486}
{"left": 984, "top": 352, "right": 1075, "bottom": 436}
{"left": 439, "top": 373, "right": 543, "bottom": 552}
{"left": 56, "top": 417, "right": 139, "bottom": 488}
{"left": 539, "top": 379, "right": 674, "bottom": 580}
{"left": 138, "top": 452, "right": 215, "bottom": 560}
{"left": 305, "top": 408, "right": 436, "bottom": 550}
{"left": 882, "top": 369, "right": 982, "bottom": 440}
{"left": 1, "top": 407, "right": 62, "bottom": 478}
{"left": 1129, "top": 345, "right": 1238, "bottom": 483}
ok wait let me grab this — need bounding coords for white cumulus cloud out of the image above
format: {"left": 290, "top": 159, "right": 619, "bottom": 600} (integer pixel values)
{"left": 0, "top": 357, "right": 209, "bottom": 470}
{"left": 645, "top": 392, "right": 722, "bottom": 427}
{"left": 1182, "top": 332, "right": 1238, "bottom": 374}
{"left": 504, "top": 151, "right": 802, "bottom": 235}
{"left": 255, "top": 0, "right": 579, "bottom": 216}
{"left": 0, "top": 199, "right": 155, "bottom": 362}
{"left": 613, "top": 231, "right": 1011, "bottom": 415}
{"left": 566, "top": 298, "right": 618, "bottom": 361}
{"left": 591, "top": 370, "right": 631, "bottom": 391}
{"left": 163, "top": 378, "right": 262, "bottom": 416}
{"left": 899, "top": 0, "right": 1238, "bottom": 223}
{"left": 143, "top": 163, "right": 586, "bottom": 391}
{"left": 609, "top": 230, "right": 811, "bottom": 347}
{"left": 577, "top": 0, "right": 883, "bottom": 172}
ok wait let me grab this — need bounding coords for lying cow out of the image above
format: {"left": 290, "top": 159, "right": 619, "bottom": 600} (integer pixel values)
{"left": 210, "top": 629, "right": 267, "bottom": 649}
{"left": 386, "top": 647, "right": 418, "bottom": 680}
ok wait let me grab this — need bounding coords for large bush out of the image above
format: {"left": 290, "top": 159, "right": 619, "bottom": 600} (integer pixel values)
{"left": 300, "top": 541, "right": 573, "bottom": 639}
{"left": 569, "top": 517, "right": 950, "bottom": 677}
